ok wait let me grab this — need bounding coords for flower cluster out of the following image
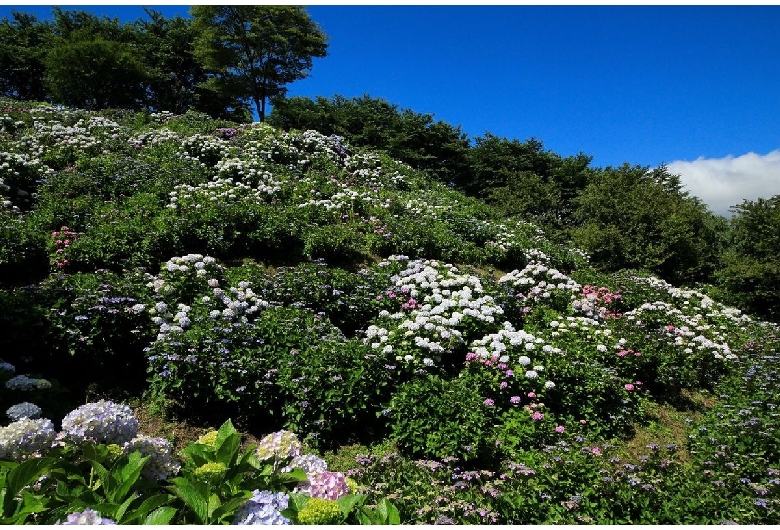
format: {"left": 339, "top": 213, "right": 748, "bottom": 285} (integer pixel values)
{"left": 6, "top": 401, "right": 42, "bottom": 421}
{"left": 5, "top": 374, "right": 51, "bottom": 391}
{"left": 50, "top": 226, "right": 78, "bottom": 269}
{"left": 255, "top": 430, "right": 302, "bottom": 462}
{"left": 498, "top": 261, "right": 581, "bottom": 307}
{"left": 232, "top": 490, "right": 290, "bottom": 525}
{"left": 61, "top": 400, "right": 139, "bottom": 445}
{"left": 573, "top": 285, "right": 623, "bottom": 320}
{"left": 57, "top": 508, "right": 116, "bottom": 525}
{"left": 365, "top": 259, "right": 505, "bottom": 368}
{"left": 0, "top": 417, "right": 56, "bottom": 460}
{"left": 122, "top": 435, "right": 181, "bottom": 480}
{"left": 297, "top": 497, "right": 342, "bottom": 524}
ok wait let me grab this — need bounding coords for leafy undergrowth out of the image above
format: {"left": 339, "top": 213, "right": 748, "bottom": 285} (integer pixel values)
{"left": 0, "top": 99, "right": 778, "bottom": 523}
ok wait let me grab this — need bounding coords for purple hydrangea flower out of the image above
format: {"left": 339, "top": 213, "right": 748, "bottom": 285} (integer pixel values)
{"left": 57, "top": 508, "right": 116, "bottom": 525}
{"left": 61, "top": 400, "right": 138, "bottom": 445}
{"left": 122, "top": 435, "right": 181, "bottom": 480}
{"left": 232, "top": 490, "right": 290, "bottom": 525}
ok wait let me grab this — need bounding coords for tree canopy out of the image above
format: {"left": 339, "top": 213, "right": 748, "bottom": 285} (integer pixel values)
{"left": 190, "top": 5, "right": 328, "bottom": 121}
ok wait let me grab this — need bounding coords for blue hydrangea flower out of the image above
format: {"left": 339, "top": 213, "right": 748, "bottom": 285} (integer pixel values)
{"left": 0, "top": 417, "right": 56, "bottom": 460}
{"left": 6, "top": 402, "right": 42, "bottom": 421}
{"left": 57, "top": 508, "right": 116, "bottom": 525}
{"left": 0, "top": 360, "right": 15, "bottom": 373}
{"left": 61, "top": 400, "right": 138, "bottom": 445}
{"left": 232, "top": 490, "right": 290, "bottom": 525}
{"left": 122, "top": 435, "right": 181, "bottom": 480}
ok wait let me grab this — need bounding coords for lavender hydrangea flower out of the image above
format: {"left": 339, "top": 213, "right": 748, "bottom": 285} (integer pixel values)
{"left": 0, "top": 417, "right": 56, "bottom": 460}
{"left": 57, "top": 508, "right": 116, "bottom": 525}
{"left": 255, "top": 430, "right": 301, "bottom": 462}
{"left": 61, "top": 400, "right": 138, "bottom": 445}
{"left": 232, "top": 490, "right": 290, "bottom": 525}
{"left": 281, "top": 453, "right": 328, "bottom": 475}
{"left": 6, "top": 402, "right": 42, "bottom": 421}
{"left": 122, "top": 435, "right": 181, "bottom": 480}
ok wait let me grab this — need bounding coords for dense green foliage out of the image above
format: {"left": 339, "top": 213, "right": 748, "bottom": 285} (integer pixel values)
{"left": 716, "top": 195, "right": 780, "bottom": 321}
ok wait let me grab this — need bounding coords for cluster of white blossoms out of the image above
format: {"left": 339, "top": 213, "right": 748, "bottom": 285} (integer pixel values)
{"left": 167, "top": 176, "right": 278, "bottom": 210}
{"left": 145, "top": 255, "right": 269, "bottom": 345}
{"left": 498, "top": 260, "right": 582, "bottom": 302}
{"left": 631, "top": 275, "right": 755, "bottom": 326}
{"left": 127, "top": 128, "right": 181, "bottom": 147}
{"left": 179, "top": 133, "right": 229, "bottom": 166}
{"left": 365, "top": 259, "right": 504, "bottom": 367}
{"left": 297, "top": 183, "right": 390, "bottom": 212}
{"left": 624, "top": 301, "right": 737, "bottom": 360}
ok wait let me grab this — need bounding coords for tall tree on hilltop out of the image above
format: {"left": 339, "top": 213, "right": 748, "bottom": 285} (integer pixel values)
{"left": 0, "top": 11, "right": 53, "bottom": 101}
{"left": 191, "top": 5, "right": 328, "bottom": 121}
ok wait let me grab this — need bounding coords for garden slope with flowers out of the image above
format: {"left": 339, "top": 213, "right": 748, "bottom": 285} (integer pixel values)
{"left": 0, "top": 99, "right": 779, "bottom": 524}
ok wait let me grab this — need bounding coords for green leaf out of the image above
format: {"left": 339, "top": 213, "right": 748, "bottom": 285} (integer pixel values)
{"left": 206, "top": 493, "right": 221, "bottom": 519}
{"left": 210, "top": 495, "right": 250, "bottom": 523}
{"left": 337, "top": 493, "right": 362, "bottom": 516}
{"left": 112, "top": 453, "right": 148, "bottom": 503}
{"left": 377, "top": 498, "right": 400, "bottom": 524}
{"left": 169, "top": 478, "right": 208, "bottom": 524}
{"left": 4, "top": 457, "right": 55, "bottom": 517}
{"left": 123, "top": 494, "right": 172, "bottom": 524}
{"left": 143, "top": 506, "right": 177, "bottom": 525}
{"left": 215, "top": 433, "right": 241, "bottom": 468}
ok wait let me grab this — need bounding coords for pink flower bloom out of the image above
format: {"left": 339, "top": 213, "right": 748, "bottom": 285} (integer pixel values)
{"left": 510, "top": 396, "right": 521, "bottom": 404}
{"left": 531, "top": 412, "right": 544, "bottom": 421}
{"left": 555, "top": 425, "right": 565, "bottom": 433}
{"left": 527, "top": 392, "right": 536, "bottom": 398}
{"left": 580, "top": 419, "right": 587, "bottom": 425}
{"left": 500, "top": 381, "right": 508, "bottom": 389}
{"left": 625, "top": 383, "right": 635, "bottom": 391}
{"left": 483, "top": 398, "right": 495, "bottom": 406}
{"left": 591, "top": 447, "right": 602, "bottom": 456}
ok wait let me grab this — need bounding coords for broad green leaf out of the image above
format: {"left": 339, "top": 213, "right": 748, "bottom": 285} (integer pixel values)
{"left": 215, "top": 433, "right": 240, "bottom": 467}
{"left": 169, "top": 478, "right": 208, "bottom": 524}
{"left": 210, "top": 495, "right": 249, "bottom": 523}
{"left": 206, "top": 493, "right": 220, "bottom": 519}
{"left": 4, "top": 457, "right": 55, "bottom": 517}
{"left": 337, "top": 493, "right": 362, "bottom": 516}
{"left": 143, "top": 506, "right": 177, "bottom": 525}
{"left": 123, "top": 493, "right": 172, "bottom": 524}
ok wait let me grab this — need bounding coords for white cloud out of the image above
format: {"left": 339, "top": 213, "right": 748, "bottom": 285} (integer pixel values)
{"left": 666, "top": 150, "right": 780, "bottom": 217}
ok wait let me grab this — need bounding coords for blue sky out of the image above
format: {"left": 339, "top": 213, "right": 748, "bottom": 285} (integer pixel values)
{"left": 2, "top": 4, "right": 779, "bottom": 216}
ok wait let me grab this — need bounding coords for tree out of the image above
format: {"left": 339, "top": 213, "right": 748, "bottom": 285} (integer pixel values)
{"left": 465, "top": 133, "right": 593, "bottom": 236}
{"left": 716, "top": 195, "right": 780, "bottom": 320}
{"left": 191, "top": 5, "right": 328, "bottom": 121}
{"left": 0, "top": 11, "right": 53, "bottom": 101}
{"left": 132, "top": 9, "right": 247, "bottom": 120}
{"left": 44, "top": 8, "right": 148, "bottom": 110}
{"left": 571, "top": 164, "right": 725, "bottom": 285}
